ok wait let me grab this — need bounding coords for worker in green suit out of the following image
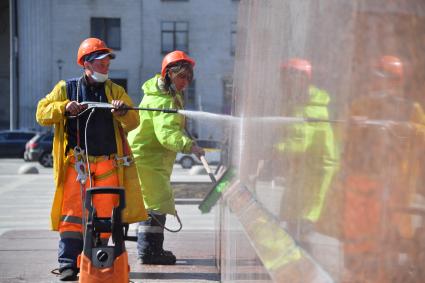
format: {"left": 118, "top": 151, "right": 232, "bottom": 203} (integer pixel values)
{"left": 277, "top": 58, "right": 339, "bottom": 243}
{"left": 128, "top": 50, "right": 204, "bottom": 265}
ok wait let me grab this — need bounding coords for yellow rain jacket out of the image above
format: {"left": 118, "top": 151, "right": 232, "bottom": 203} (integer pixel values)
{"left": 342, "top": 93, "right": 425, "bottom": 240}
{"left": 128, "top": 75, "right": 193, "bottom": 215}
{"left": 278, "top": 86, "right": 339, "bottom": 223}
{"left": 36, "top": 79, "right": 148, "bottom": 231}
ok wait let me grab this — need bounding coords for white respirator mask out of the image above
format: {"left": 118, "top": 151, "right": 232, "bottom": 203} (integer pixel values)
{"left": 90, "top": 71, "right": 108, "bottom": 83}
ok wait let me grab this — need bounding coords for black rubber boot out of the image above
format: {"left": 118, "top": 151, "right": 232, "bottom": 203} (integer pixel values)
{"left": 59, "top": 268, "right": 78, "bottom": 281}
{"left": 137, "top": 213, "right": 176, "bottom": 265}
{"left": 139, "top": 249, "right": 177, "bottom": 265}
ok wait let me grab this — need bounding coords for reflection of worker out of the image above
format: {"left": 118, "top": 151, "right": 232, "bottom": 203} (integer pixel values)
{"left": 36, "top": 38, "right": 147, "bottom": 281}
{"left": 341, "top": 55, "right": 425, "bottom": 282}
{"left": 277, "top": 58, "right": 338, "bottom": 242}
{"left": 128, "top": 50, "right": 204, "bottom": 265}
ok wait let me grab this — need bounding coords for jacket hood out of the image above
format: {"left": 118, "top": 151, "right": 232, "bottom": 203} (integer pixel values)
{"left": 142, "top": 74, "right": 163, "bottom": 96}
{"left": 308, "top": 85, "right": 330, "bottom": 106}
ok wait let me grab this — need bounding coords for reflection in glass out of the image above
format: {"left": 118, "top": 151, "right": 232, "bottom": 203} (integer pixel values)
{"left": 223, "top": 0, "right": 425, "bottom": 282}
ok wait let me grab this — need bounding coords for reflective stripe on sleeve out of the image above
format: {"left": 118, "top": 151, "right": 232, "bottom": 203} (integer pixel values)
{"left": 60, "top": 215, "right": 82, "bottom": 224}
{"left": 138, "top": 226, "right": 164, "bottom": 234}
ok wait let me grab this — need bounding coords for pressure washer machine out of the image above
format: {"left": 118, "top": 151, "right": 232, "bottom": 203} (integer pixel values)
{"left": 77, "top": 187, "right": 129, "bottom": 283}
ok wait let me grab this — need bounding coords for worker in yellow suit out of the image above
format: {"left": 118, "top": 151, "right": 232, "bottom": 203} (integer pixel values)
{"left": 341, "top": 55, "right": 425, "bottom": 282}
{"left": 36, "top": 37, "right": 147, "bottom": 281}
{"left": 277, "top": 58, "right": 339, "bottom": 245}
{"left": 128, "top": 50, "right": 204, "bottom": 265}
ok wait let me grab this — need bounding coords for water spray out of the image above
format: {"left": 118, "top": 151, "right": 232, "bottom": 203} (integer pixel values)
{"left": 67, "top": 101, "right": 411, "bottom": 129}
{"left": 178, "top": 109, "right": 408, "bottom": 128}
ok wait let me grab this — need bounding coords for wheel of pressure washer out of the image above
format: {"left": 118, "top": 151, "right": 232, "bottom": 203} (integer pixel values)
{"left": 180, "top": 156, "right": 194, "bottom": 169}
{"left": 39, "top": 152, "right": 53, "bottom": 168}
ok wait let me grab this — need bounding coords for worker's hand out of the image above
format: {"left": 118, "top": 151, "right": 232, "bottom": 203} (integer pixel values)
{"left": 111, "top": 100, "right": 128, "bottom": 116}
{"left": 65, "top": 101, "right": 87, "bottom": 116}
{"left": 190, "top": 144, "right": 205, "bottom": 160}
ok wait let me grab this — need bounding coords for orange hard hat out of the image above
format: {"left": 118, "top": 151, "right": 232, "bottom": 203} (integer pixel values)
{"left": 77, "top": 38, "right": 114, "bottom": 66}
{"left": 281, "top": 58, "right": 312, "bottom": 78}
{"left": 161, "top": 50, "right": 195, "bottom": 78}
{"left": 374, "top": 55, "right": 403, "bottom": 80}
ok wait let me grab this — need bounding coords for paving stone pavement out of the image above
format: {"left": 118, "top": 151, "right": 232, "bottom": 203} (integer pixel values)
{"left": 0, "top": 159, "right": 219, "bottom": 282}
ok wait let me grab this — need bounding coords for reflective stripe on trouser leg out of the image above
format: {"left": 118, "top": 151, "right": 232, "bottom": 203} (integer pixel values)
{"left": 58, "top": 164, "right": 85, "bottom": 270}
{"left": 58, "top": 158, "right": 119, "bottom": 267}
{"left": 137, "top": 212, "right": 166, "bottom": 255}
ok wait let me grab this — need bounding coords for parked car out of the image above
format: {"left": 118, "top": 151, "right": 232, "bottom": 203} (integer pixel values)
{"left": 24, "top": 131, "right": 54, "bottom": 167}
{"left": 0, "top": 130, "right": 37, "bottom": 158}
{"left": 175, "top": 140, "right": 223, "bottom": 169}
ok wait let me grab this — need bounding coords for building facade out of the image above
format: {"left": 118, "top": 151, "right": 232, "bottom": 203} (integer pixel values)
{"left": 3, "top": 0, "right": 238, "bottom": 139}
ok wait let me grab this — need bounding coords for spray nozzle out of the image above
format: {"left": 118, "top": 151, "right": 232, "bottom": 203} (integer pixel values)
{"left": 162, "top": 108, "right": 179, "bottom": 113}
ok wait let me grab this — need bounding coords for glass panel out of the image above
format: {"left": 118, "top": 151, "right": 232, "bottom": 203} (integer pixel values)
{"left": 176, "top": 21, "right": 188, "bottom": 31}
{"left": 110, "top": 78, "right": 127, "bottom": 91}
{"left": 106, "top": 18, "right": 121, "bottom": 50}
{"left": 90, "top": 18, "right": 105, "bottom": 40}
{"left": 23, "top": 133, "right": 34, "bottom": 139}
{"left": 222, "top": 0, "right": 425, "bottom": 282}
{"left": 9, "top": 133, "right": 21, "bottom": 139}
{"left": 42, "top": 134, "right": 54, "bottom": 142}
{"left": 162, "top": 21, "right": 175, "bottom": 31}
{"left": 231, "top": 22, "right": 237, "bottom": 55}
{"left": 175, "top": 31, "right": 188, "bottom": 52}
{"left": 186, "top": 80, "right": 196, "bottom": 109}
{"left": 161, "top": 32, "right": 174, "bottom": 53}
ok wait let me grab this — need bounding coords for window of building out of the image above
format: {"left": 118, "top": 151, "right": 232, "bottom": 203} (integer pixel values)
{"left": 110, "top": 78, "right": 127, "bottom": 91}
{"left": 185, "top": 80, "right": 196, "bottom": 110}
{"left": 161, "top": 21, "right": 189, "bottom": 54}
{"left": 222, "top": 76, "right": 233, "bottom": 114}
{"left": 231, "top": 21, "right": 237, "bottom": 56}
{"left": 184, "top": 80, "right": 197, "bottom": 136}
{"left": 91, "top": 18, "right": 121, "bottom": 50}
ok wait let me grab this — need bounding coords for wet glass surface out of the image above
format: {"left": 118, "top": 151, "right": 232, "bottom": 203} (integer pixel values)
{"left": 224, "top": 0, "right": 425, "bottom": 282}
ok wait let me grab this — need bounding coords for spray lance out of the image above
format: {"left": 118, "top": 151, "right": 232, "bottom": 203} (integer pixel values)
{"left": 68, "top": 101, "right": 179, "bottom": 118}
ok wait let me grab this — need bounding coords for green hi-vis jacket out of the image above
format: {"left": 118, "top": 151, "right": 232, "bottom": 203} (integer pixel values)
{"left": 128, "top": 75, "right": 193, "bottom": 215}
{"left": 278, "top": 85, "right": 339, "bottom": 223}
{"left": 36, "top": 79, "right": 148, "bottom": 231}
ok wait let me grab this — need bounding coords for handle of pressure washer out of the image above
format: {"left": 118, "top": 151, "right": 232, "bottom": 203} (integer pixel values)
{"left": 183, "top": 127, "right": 216, "bottom": 183}
{"left": 200, "top": 156, "right": 217, "bottom": 183}
{"left": 85, "top": 187, "right": 126, "bottom": 212}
